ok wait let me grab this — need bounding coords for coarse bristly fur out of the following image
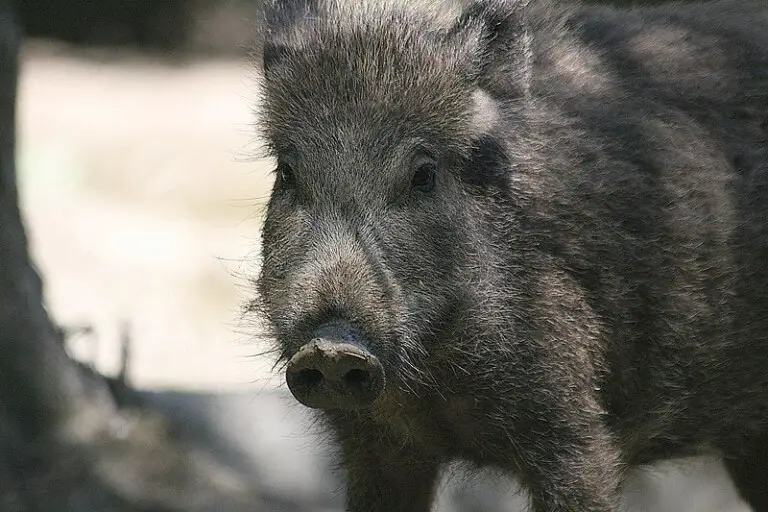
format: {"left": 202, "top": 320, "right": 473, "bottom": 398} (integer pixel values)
{"left": 250, "top": 0, "right": 768, "bottom": 510}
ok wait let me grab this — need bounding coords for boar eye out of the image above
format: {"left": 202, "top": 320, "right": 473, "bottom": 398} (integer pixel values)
{"left": 276, "top": 161, "right": 295, "bottom": 188}
{"left": 411, "top": 159, "right": 437, "bottom": 193}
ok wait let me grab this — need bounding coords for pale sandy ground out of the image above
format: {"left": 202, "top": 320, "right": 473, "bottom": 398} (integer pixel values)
{"left": 17, "top": 42, "right": 279, "bottom": 393}
{"left": 15, "top": 43, "right": 751, "bottom": 512}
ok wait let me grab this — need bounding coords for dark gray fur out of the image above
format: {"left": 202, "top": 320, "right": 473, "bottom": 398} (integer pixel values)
{"left": 252, "top": 0, "right": 768, "bottom": 510}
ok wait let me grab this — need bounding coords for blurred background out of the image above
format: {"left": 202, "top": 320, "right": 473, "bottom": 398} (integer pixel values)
{"left": 7, "top": 0, "right": 754, "bottom": 510}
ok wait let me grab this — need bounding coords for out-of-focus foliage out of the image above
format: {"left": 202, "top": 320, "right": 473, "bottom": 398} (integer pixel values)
{"left": 15, "top": 0, "right": 263, "bottom": 56}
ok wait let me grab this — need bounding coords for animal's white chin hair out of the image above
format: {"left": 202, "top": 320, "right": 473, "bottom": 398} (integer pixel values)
{"left": 469, "top": 88, "right": 500, "bottom": 138}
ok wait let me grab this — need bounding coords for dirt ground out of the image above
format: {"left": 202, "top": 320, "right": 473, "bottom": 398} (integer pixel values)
{"left": 15, "top": 42, "right": 751, "bottom": 512}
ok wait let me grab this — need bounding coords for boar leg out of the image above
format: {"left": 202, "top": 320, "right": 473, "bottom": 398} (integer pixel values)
{"left": 506, "top": 413, "right": 624, "bottom": 512}
{"left": 329, "top": 417, "right": 441, "bottom": 512}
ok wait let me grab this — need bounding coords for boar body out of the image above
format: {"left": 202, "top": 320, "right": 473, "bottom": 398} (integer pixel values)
{"left": 254, "top": 0, "right": 768, "bottom": 510}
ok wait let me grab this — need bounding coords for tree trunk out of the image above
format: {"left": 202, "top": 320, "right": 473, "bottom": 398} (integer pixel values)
{"left": 0, "top": 1, "right": 117, "bottom": 445}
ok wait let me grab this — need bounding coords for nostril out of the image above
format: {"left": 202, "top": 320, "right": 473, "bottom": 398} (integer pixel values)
{"left": 295, "top": 368, "right": 324, "bottom": 388}
{"left": 344, "top": 369, "right": 369, "bottom": 386}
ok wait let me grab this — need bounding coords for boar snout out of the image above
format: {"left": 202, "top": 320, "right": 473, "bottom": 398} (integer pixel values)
{"left": 285, "top": 323, "right": 386, "bottom": 410}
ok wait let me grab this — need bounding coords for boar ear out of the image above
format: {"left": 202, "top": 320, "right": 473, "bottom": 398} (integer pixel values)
{"left": 451, "top": 0, "right": 532, "bottom": 98}
{"left": 262, "top": 0, "right": 319, "bottom": 74}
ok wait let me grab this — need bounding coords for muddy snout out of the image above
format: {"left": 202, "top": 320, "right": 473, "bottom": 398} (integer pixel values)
{"left": 285, "top": 326, "right": 385, "bottom": 410}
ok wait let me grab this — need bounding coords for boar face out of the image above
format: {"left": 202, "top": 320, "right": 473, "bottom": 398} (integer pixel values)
{"left": 254, "top": 1, "right": 514, "bottom": 399}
